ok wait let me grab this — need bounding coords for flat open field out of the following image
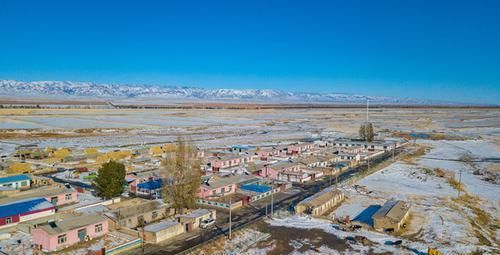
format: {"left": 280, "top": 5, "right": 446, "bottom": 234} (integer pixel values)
{"left": 0, "top": 107, "right": 498, "bottom": 154}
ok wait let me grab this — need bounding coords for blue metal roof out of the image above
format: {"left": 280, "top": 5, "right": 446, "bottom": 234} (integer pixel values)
{"left": 137, "top": 179, "right": 162, "bottom": 190}
{"left": 0, "top": 198, "right": 54, "bottom": 218}
{"left": 0, "top": 174, "right": 30, "bottom": 185}
{"left": 240, "top": 184, "right": 272, "bottom": 193}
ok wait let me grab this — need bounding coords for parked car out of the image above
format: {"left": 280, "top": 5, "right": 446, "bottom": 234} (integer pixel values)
{"left": 200, "top": 218, "right": 215, "bottom": 229}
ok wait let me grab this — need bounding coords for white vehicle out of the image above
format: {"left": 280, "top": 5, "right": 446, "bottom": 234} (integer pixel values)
{"left": 200, "top": 218, "right": 215, "bottom": 229}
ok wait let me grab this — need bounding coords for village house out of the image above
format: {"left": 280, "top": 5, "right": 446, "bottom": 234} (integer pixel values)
{"left": 105, "top": 198, "right": 173, "bottom": 229}
{"left": 209, "top": 154, "right": 255, "bottom": 171}
{"left": 197, "top": 174, "right": 256, "bottom": 199}
{"left": 287, "top": 143, "right": 315, "bottom": 155}
{"left": 313, "top": 140, "right": 329, "bottom": 148}
{"left": 297, "top": 155, "right": 332, "bottom": 168}
{"left": 129, "top": 175, "right": 162, "bottom": 199}
{"left": 337, "top": 152, "right": 362, "bottom": 162}
{"left": 295, "top": 188, "right": 344, "bottom": 216}
{"left": 32, "top": 214, "right": 108, "bottom": 252}
{"left": 332, "top": 138, "right": 396, "bottom": 151}
{"left": 302, "top": 169, "right": 324, "bottom": 181}
{"left": 372, "top": 200, "right": 410, "bottom": 232}
{"left": 230, "top": 145, "right": 255, "bottom": 153}
{"left": 0, "top": 174, "right": 31, "bottom": 190}
{"left": 177, "top": 209, "right": 216, "bottom": 232}
{"left": 256, "top": 161, "right": 301, "bottom": 180}
{"left": 14, "top": 148, "right": 48, "bottom": 160}
{"left": 0, "top": 184, "right": 77, "bottom": 206}
{"left": 143, "top": 220, "right": 184, "bottom": 243}
{"left": 277, "top": 171, "right": 311, "bottom": 183}
{"left": 238, "top": 183, "right": 275, "bottom": 202}
{"left": 255, "top": 146, "right": 285, "bottom": 160}
{"left": 0, "top": 198, "right": 56, "bottom": 229}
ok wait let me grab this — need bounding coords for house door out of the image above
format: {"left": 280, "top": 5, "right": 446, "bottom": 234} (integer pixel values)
{"left": 78, "top": 228, "right": 87, "bottom": 242}
{"left": 185, "top": 223, "right": 192, "bottom": 232}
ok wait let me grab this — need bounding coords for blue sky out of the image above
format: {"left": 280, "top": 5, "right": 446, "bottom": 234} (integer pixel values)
{"left": 0, "top": 0, "right": 499, "bottom": 104}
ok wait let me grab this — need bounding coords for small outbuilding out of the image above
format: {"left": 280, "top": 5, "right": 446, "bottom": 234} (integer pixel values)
{"left": 295, "top": 188, "right": 344, "bottom": 216}
{"left": 143, "top": 221, "right": 184, "bottom": 243}
{"left": 177, "top": 209, "right": 216, "bottom": 232}
{"left": 372, "top": 200, "right": 410, "bottom": 232}
{"left": 0, "top": 174, "right": 31, "bottom": 189}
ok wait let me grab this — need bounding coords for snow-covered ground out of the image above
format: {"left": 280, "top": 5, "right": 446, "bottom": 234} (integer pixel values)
{"left": 0, "top": 232, "right": 33, "bottom": 255}
{"left": 265, "top": 139, "right": 499, "bottom": 254}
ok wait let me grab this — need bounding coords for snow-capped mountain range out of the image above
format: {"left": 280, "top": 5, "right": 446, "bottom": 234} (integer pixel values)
{"left": 0, "top": 80, "right": 451, "bottom": 105}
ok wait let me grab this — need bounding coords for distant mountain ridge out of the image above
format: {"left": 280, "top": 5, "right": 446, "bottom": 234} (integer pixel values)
{"left": 0, "top": 80, "right": 457, "bottom": 105}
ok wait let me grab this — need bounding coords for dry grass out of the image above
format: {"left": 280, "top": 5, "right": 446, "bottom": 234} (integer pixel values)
{"left": 446, "top": 174, "right": 465, "bottom": 192}
{"left": 392, "top": 131, "right": 466, "bottom": 141}
{"left": 434, "top": 168, "right": 446, "bottom": 177}
{"left": 452, "top": 193, "right": 496, "bottom": 245}
{"left": 402, "top": 145, "right": 429, "bottom": 164}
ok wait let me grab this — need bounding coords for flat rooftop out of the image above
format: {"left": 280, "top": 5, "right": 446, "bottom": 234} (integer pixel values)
{"left": 37, "top": 214, "right": 106, "bottom": 235}
{"left": 144, "top": 220, "right": 180, "bottom": 232}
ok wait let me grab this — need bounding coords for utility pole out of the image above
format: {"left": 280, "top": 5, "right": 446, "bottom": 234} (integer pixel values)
{"left": 229, "top": 196, "right": 232, "bottom": 240}
{"left": 335, "top": 172, "right": 338, "bottom": 187}
{"left": 457, "top": 168, "right": 463, "bottom": 197}
{"left": 141, "top": 220, "right": 145, "bottom": 254}
{"left": 366, "top": 99, "right": 370, "bottom": 172}
{"left": 366, "top": 99, "right": 369, "bottom": 123}
{"left": 265, "top": 200, "right": 268, "bottom": 217}
{"left": 271, "top": 191, "right": 274, "bottom": 218}
{"left": 392, "top": 146, "right": 395, "bottom": 162}
{"left": 330, "top": 167, "right": 333, "bottom": 186}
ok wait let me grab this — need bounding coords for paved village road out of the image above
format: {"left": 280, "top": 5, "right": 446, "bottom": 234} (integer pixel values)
{"left": 131, "top": 148, "right": 406, "bottom": 255}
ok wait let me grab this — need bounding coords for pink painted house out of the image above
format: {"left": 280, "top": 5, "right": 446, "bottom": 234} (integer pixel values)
{"left": 32, "top": 214, "right": 109, "bottom": 252}
{"left": 209, "top": 154, "right": 255, "bottom": 171}
{"left": 257, "top": 161, "right": 301, "bottom": 180}
{"left": 45, "top": 187, "right": 78, "bottom": 206}
{"left": 255, "top": 147, "right": 284, "bottom": 160}
{"left": 197, "top": 175, "right": 255, "bottom": 199}
{"left": 0, "top": 185, "right": 77, "bottom": 207}
{"left": 287, "top": 143, "right": 315, "bottom": 155}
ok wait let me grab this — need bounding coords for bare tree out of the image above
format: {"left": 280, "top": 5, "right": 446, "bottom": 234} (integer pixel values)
{"left": 359, "top": 122, "right": 374, "bottom": 142}
{"left": 359, "top": 124, "right": 366, "bottom": 140}
{"left": 160, "top": 137, "right": 201, "bottom": 214}
{"left": 365, "top": 122, "right": 374, "bottom": 142}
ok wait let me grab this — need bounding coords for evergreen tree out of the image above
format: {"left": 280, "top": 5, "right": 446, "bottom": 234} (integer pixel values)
{"left": 93, "top": 161, "right": 126, "bottom": 199}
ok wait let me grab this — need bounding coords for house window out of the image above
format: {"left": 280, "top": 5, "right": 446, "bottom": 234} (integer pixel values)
{"left": 212, "top": 190, "right": 216, "bottom": 195}
{"left": 65, "top": 193, "right": 72, "bottom": 200}
{"left": 152, "top": 211, "right": 158, "bottom": 219}
{"left": 221, "top": 187, "right": 225, "bottom": 193}
{"left": 21, "top": 181, "right": 28, "bottom": 187}
{"left": 95, "top": 224, "right": 103, "bottom": 233}
{"left": 57, "top": 234, "right": 67, "bottom": 244}
{"left": 6, "top": 217, "right": 12, "bottom": 224}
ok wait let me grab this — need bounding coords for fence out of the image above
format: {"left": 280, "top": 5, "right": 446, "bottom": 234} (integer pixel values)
{"left": 249, "top": 188, "right": 280, "bottom": 202}
{"left": 196, "top": 199, "right": 243, "bottom": 210}
{"left": 106, "top": 238, "right": 142, "bottom": 255}
{"left": 73, "top": 197, "right": 121, "bottom": 212}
